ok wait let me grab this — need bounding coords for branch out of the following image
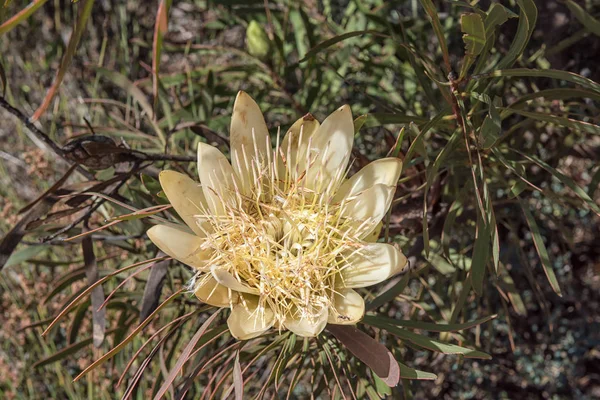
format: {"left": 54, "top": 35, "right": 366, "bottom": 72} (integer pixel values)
{"left": 0, "top": 96, "right": 94, "bottom": 179}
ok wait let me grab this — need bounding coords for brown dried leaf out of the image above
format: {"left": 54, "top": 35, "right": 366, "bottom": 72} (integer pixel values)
{"left": 82, "top": 232, "right": 106, "bottom": 348}
{"left": 326, "top": 324, "right": 400, "bottom": 387}
{"left": 139, "top": 253, "right": 169, "bottom": 322}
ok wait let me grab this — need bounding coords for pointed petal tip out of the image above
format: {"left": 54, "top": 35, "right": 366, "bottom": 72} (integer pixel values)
{"left": 158, "top": 169, "right": 176, "bottom": 184}
{"left": 338, "top": 104, "right": 351, "bottom": 114}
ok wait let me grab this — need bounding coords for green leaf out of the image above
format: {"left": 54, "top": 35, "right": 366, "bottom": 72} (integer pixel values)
{"left": 32, "top": 0, "right": 95, "bottom": 121}
{"left": 353, "top": 114, "right": 369, "bottom": 133}
{"left": 364, "top": 316, "right": 491, "bottom": 359}
{"left": 33, "top": 331, "right": 115, "bottom": 369}
{"left": 419, "top": 0, "right": 450, "bottom": 71}
{"left": 74, "top": 288, "right": 185, "bottom": 382}
{"left": 363, "top": 113, "right": 428, "bottom": 128}
{"left": 398, "top": 362, "right": 437, "bottom": 380}
{"left": 298, "top": 30, "right": 381, "bottom": 63}
{"left": 152, "top": 0, "right": 173, "bottom": 115}
{"left": 515, "top": 150, "right": 600, "bottom": 216}
{"left": 501, "top": 108, "right": 600, "bottom": 136}
{"left": 471, "top": 189, "right": 491, "bottom": 295}
{"left": 93, "top": 66, "right": 165, "bottom": 144}
{"left": 3, "top": 245, "right": 45, "bottom": 268}
{"left": 564, "top": 0, "right": 600, "bottom": 37}
{"left": 480, "top": 68, "right": 600, "bottom": 94}
{"left": 0, "top": 0, "right": 49, "bottom": 35}
{"left": 496, "top": 0, "right": 537, "bottom": 69}
{"left": 519, "top": 198, "right": 562, "bottom": 296}
{"left": 44, "top": 268, "right": 87, "bottom": 304}
{"left": 246, "top": 20, "right": 271, "bottom": 60}
{"left": 508, "top": 88, "right": 600, "bottom": 109}
{"left": 484, "top": 3, "right": 513, "bottom": 40}
{"left": 460, "top": 13, "right": 486, "bottom": 77}
{"left": 461, "top": 14, "right": 486, "bottom": 55}
{"left": 480, "top": 115, "right": 501, "bottom": 149}
{"left": 366, "top": 271, "right": 411, "bottom": 311}
{"left": 364, "top": 314, "right": 496, "bottom": 332}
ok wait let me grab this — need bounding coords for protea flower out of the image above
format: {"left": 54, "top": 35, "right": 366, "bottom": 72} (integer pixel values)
{"left": 147, "top": 92, "right": 407, "bottom": 339}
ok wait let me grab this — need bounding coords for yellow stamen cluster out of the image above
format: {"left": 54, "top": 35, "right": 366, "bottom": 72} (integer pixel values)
{"left": 194, "top": 135, "right": 361, "bottom": 328}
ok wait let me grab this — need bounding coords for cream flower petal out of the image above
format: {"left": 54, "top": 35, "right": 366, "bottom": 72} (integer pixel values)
{"left": 194, "top": 276, "right": 238, "bottom": 307}
{"left": 147, "top": 225, "right": 210, "bottom": 270}
{"left": 327, "top": 288, "right": 365, "bottom": 325}
{"left": 339, "top": 243, "right": 407, "bottom": 288}
{"left": 340, "top": 183, "right": 395, "bottom": 239}
{"left": 277, "top": 113, "right": 320, "bottom": 183}
{"left": 364, "top": 221, "right": 383, "bottom": 243}
{"left": 227, "top": 298, "right": 275, "bottom": 340}
{"left": 159, "top": 170, "right": 209, "bottom": 237}
{"left": 230, "top": 91, "right": 270, "bottom": 195}
{"left": 333, "top": 157, "right": 402, "bottom": 202}
{"left": 197, "top": 142, "right": 239, "bottom": 216}
{"left": 283, "top": 308, "right": 328, "bottom": 337}
{"left": 304, "top": 105, "right": 354, "bottom": 193}
{"left": 210, "top": 265, "right": 259, "bottom": 295}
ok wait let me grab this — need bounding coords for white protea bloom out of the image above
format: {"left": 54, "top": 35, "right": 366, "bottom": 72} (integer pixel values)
{"left": 147, "top": 91, "right": 407, "bottom": 339}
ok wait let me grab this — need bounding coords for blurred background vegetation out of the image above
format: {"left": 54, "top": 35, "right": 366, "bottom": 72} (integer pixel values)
{"left": 1, "top": 0, "right": 599, "bottom": 398}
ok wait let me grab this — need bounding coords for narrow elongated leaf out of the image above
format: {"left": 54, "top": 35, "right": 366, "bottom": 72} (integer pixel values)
{"left": 364, "top": 314, "right": 496, "bottom": 332}
{"left": 471, "top": 199, "right": 490, "bottom": 295}
{"left": 44, "top": 268, "right": 87, "bottom": 304}
{"left": 461, "top": 14, "right": 486, "bottom": 56}
{"left": 82, "top": 233, "right": 105, "bottom": 347}
{"left": 33, "top": 329, "right": 116, "bottom": 369}
{"left": 515, "top": 150, "right": 600, "bottom": 216}
{"left": 419, "top": 0, "right": 450, "bottom": 71}
{"left": 73, "top": 288, "right": 183, "bottom": 381}
{"left": 364, "top": 113, "right": 428, "bottom": 128}
{"left": 519, "top": 199, "right": 562, "bottom": 296}
{"left": 0, "top": 199, "right": 56, "bottom": 271}
{"left": 32, "top": 0, "right": 95, "bottom": 121}
{"left": 501, "top": 108, "right": 600, "bottom": 135}
{"left": 353, "top": 114, "right": 368, "bottom": 133}
{"left": 508, "top": 88, "right": 600, "bottom": 108}
{"left": 42, "top": 256, "right": 168, "bottom": 335}
{"left": 480, "top": 68, "right": 600, "bottom": 94}
{"left": 327, "top": 325, "right": 400, "bottom": 387}
{"left": 366, "top": 272, "right": 411, "bottom": 311}
{"left": 298, "top": 30, "right": 381, "bottom": 63}
{"left": 565, "top": 0, "right": 600, "bottom": 37}
{"left": 93, "top": 66, "right": 165, "bottom": 143}
{"left": 364, "top": 316, "right": 491, "bottom": 359}
{"left": 460, "top": 13, "right": 485, "bottom": 77}
{"left": 0, "top": 0, "right": 48, "bottom": 35}
{"left": 484, "top": 3, "right": 512, "bottom": 40}
{"left": 496, "top": 0, "right": 537, "bottom": 69}
{"left": 3, "top": 245, "right": 46, "bottom": 268}
{"left": 233, "top": 351, "right": 244, "bottom": 400}
{"left": 152, "top": 0, "right": 172, "bottom": 116}
{"left": 153, "top": 310, "right": 222, "bottom": 400}
{"left": 398, "top": 362, "right": 437, "bottom": 380}
{"left": 139, "top": 255, "right": 169, "bottom": 322}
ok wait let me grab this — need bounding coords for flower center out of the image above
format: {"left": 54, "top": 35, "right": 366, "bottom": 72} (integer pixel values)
{"left": 200, "top": 170, "right": 359, "bottom": 325}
